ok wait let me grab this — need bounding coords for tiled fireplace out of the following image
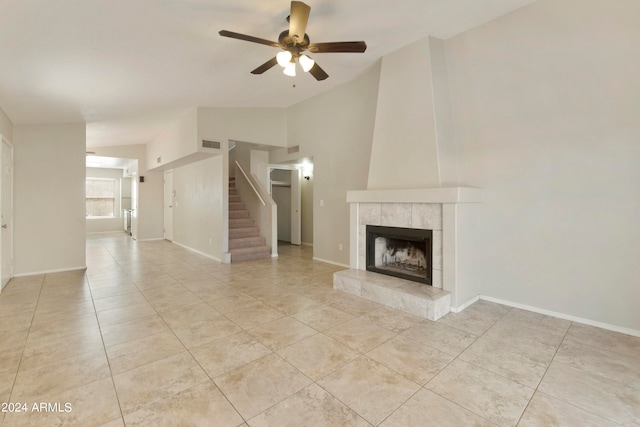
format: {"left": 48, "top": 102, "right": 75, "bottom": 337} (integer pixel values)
{"left": 358, "top": 203, "right": 442, "bottom": 287}
{"left": 333, "top": 187, "right": 481, "bottom": 320}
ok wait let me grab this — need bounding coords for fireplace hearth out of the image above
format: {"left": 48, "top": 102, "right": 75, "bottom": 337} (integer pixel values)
{"left": 338, "top": 186, "right": 481, "bottom": 319}
{"left": 366, "top": 225, "right": 432, "bottom": 285}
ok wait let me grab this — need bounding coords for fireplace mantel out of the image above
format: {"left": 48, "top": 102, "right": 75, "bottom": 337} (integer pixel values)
{"left": 344, "top": 186, "right": 482, "bottom": 312}
{"left": 347, "top": 187, "right": 482, "bottom": 204}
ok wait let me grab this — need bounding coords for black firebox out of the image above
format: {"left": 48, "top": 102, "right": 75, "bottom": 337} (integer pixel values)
{"left": 366, "top": 225, "right": 432, "bottom": 285}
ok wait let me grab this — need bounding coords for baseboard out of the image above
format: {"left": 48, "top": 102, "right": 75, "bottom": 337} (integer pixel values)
{"left": 472, "top": 295, "right": 640, "bottom": 338}
{"left": 450, "top": 295, "right": 480, "bottom": 313}
{"left": 136, "top": 238, "right": 165, "bottom": 242}
{"left": 172, "top": 241, "right": 222, "bottom": 263}
{"left": 301, "top": 242, "right": 313, "bottom": 247}
{"left": 312, "top": 257, "right": 349, "bottom": 268}
{"left": 13, "top": 266, "right": 87, "bottom": 278}
{"left": 86, "top": 231, "right": 128, "bottom": 235}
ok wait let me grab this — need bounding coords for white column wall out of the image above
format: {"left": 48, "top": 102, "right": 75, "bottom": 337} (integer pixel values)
{"left": 14, "top": 123, "right": 86, "bottom": 275}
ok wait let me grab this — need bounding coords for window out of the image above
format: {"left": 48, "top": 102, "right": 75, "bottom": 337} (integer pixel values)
{"left": 86, "top": 178, "right": 116, "bottom": 218}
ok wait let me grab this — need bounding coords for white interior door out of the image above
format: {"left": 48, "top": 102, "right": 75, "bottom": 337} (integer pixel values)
{"left": 1, "top": 138, "right": 14, "bottom": 289}
{"left": 290, "top": 169, "right": 301, "bottom": 245}
{"left": 164, "top": 170, "right": 173, "bottom": 241}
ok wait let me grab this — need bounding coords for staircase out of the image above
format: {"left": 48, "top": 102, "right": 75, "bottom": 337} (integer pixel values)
{"left": 228, "top": 177, "right": 271, "bottom": 262}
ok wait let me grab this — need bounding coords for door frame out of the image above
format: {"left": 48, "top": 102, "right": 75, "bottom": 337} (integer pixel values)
{"left": 290, "top": 168, "right": 301, "bottom": 245}
{"left": 0, "top": 136, "right": 14, "bottom": 290}
{"left": 269, "top": 165, "right": 302, "bottom": 246}
{"left": 163, "top": 170, "right": 174, "bottom": 241}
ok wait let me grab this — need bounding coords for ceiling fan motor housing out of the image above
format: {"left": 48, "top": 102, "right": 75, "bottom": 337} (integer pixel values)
{"left": 278, "top": 30, "right": 310, "bottom": 55}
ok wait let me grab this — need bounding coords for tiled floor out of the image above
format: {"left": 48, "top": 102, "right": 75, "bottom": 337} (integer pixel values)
{"left": 1, "top": 234, "right": 639, "bottom": 426}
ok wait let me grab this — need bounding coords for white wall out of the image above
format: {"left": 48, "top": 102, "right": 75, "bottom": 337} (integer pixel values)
{"left": 428, "top": 37, "right": 459, "bottom": 186}
{"left": 250, "top": 149, "right": 270, "bottom": 189}
{"left": 446, "top": 0, "right": 640, "bottom": 330}
{"left": 14, "top": 124, "right": 86, "bottom": 275}
{"left": 122, "top": 177, "right": 132, "bottom": 209}
{"left": 0, "top": 108, "right": 12, "bottom": 141}
{"left": 137, "top": 168, "right": 164, "bottom": 241}
{"left": 147, "top": 109, "right": 199, "bottom": 169}
{"left": 367, "top": 38, "right": 441, "bottom": 189}
{"left": 85, "top": 167, "right": 125, "bottom": 234}
{"left": 172, "top": 156, "right": 224, "bottom": 260}
{"left": 275, "top": 64, "right": 381, "bottom": 265}
{"left": 198, "top": 108, "right": 287, "bottom": 150}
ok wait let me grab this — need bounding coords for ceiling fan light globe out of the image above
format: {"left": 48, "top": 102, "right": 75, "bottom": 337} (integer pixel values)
{"left": 276, "top": 51, "right": 293, "bottom": 67}
{"left": 299, "top": 54, "right": 315, "bottom": 72}
{"left": 283, "top": 62, "right": 296, "bottom": 77}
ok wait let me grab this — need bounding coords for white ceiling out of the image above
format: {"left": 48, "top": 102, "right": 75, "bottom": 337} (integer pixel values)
{"left": 0, "top": 0, "right": 536, "bottom": 147}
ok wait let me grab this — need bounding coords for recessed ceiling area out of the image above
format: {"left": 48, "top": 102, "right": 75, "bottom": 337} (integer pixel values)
{"left": 0, "top": 0, "right": 537, "bottom": 148}
{"left": 86, "top": 155, "right": 136, "bottom": 170}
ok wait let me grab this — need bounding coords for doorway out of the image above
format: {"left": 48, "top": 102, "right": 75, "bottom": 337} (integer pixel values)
{"left": 270, "top": 168, "right": 301, "bottom": 245}
{"left": 0, "top": 137, "right": 13, "bottom": 290}
{"left": 270, "top": 159, "right": 314, "bottom": 247}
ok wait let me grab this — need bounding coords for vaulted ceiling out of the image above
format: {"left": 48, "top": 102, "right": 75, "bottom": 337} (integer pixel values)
{"left": 0, "top": 0, "right": 536, "bottom": 147}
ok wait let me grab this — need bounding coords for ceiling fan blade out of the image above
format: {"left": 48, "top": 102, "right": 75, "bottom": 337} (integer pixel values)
{"left": 219, "top": 30, "right": 280, "bottom": 48}
{"left": 289, "top": 1, "right": 311, "bottom": 42}
{"left": 308, "top": 41, "right": 367, "bottom": 53}
{"left": 308, "top": 62, "right": 329, "bottom": 81}
{"left": 251, "top": 57, "right": 278, "bottom": 75}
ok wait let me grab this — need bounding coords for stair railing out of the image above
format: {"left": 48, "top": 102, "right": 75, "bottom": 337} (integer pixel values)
{"left": 233, "top": 160, "right": 278, "bottom": 257}
{"left": 235, "top": 160, "right": 265, "bottom": 206}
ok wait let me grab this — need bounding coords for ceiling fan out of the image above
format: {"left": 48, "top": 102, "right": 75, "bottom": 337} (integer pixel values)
{"left": 219, "top": 1, "right": 367, "bottom": 81}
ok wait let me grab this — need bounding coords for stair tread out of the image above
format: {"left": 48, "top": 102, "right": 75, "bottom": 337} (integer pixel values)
{"left": 230, "top": 219, "right": 255, "bottom": 227}
{"left": 229, "top": 227, "right": 260, "bottom": 238}
{"left": 229, "top": 225, "right": 255, "bottom": 230}
{"left": 229, "top": 235, "right": 264, "bottom": 241}
{"left": 229, "top": 245, "right": 270, "bottom": 253}
{"left": 229, "top": 211, "right": 249, "bottom": 218}
{"left": 229, "top": 235, "right": 266, "bottom": 249}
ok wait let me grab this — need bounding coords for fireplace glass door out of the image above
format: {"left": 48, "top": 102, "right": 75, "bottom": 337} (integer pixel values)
{"left": 366, "top": 225, "right": 432, "bottom": 285}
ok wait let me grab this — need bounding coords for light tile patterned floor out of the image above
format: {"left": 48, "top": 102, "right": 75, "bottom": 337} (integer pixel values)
{"left": 0, "top": 234, "right": 639, "bottom": 426}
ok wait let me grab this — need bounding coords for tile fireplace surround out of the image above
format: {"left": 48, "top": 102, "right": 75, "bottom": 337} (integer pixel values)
{"left": 334, "top": 187, "right": 482, "bottom": 321}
